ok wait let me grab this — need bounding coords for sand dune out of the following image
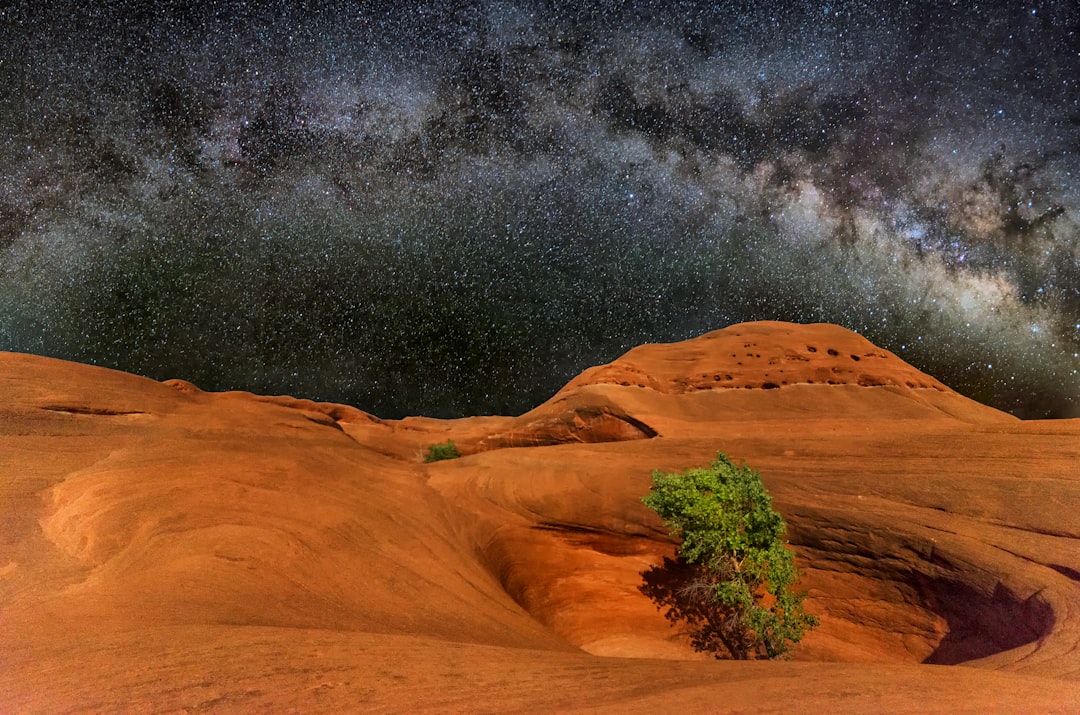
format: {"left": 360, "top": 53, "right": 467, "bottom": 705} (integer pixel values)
{"left": 2, "top": 322, "right": 1079, "bottom": 712}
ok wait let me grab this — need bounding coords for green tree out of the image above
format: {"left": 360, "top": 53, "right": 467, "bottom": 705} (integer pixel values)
{"left": 641, "top": 453, "right": 817, "bottom": 659}
{"left": 424, "top": 439, "right": 461, "bottom": 463}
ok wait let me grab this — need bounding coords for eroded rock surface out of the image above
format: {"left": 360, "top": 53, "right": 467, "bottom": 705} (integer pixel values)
{"left": 2, "top": 321, "right": 1079, "bottom": 712}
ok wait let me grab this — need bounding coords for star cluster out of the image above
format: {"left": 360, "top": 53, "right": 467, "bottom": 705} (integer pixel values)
{"left": 1, "top": 1, "right": 1078, "bottom": 418}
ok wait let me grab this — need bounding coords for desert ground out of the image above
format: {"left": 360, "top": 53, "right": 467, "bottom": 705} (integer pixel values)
{"left": 2, "top": 321, "right": 1079, "bottom": 712}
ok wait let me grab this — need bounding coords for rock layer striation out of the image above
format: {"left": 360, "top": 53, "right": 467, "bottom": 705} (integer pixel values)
{"left": 2, "top": 321, "right": 1079, "bottom": 712}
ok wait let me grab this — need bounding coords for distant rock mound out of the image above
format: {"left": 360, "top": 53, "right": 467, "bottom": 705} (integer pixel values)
{"left": 434, "top": 323, "right": 963, "bottom": 456}
{"left": 561, "top": 321, "right": 949, "bottom": 394}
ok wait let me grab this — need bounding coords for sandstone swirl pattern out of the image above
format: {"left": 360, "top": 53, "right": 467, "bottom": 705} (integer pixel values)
{"left": 2, "top": 322, "right": 1079, "bottom": 712}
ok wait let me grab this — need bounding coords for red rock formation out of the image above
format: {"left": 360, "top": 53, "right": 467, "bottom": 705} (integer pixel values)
{"left": 561, "top": 321, "right": 951, "bottom": 393}
{"left": 2, "top": 321, "right": 1079, "bottom": 711}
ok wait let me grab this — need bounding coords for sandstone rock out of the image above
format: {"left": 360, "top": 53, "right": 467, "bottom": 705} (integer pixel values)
{"left": 2, "top": 322, "right": 1079, "bottom": 711}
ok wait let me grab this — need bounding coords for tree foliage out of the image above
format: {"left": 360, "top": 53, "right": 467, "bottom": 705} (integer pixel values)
{"left": 424, "top": 439, "right": 461, "bottom": 463}
{"left": 641, "top": 453, "right": 818, "bottom": 659}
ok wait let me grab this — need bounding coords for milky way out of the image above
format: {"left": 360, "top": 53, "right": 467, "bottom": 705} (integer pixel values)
{"left": 2, "top": 1, "right": 1079, "bottom": 418}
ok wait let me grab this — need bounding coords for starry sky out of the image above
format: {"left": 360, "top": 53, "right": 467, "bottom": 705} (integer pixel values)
{"left": 1, "top": 1, "right": 1079, "bottom": 419}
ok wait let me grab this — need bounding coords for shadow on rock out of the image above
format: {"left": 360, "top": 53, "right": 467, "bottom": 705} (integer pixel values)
{"left": 640, "top": 556, "right": 756, "bottom": 660}
{"left": 920, "top": 578, "right": 1054, "bottom": 665}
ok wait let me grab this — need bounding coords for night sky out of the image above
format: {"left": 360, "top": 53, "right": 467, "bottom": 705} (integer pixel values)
{"left": 2, "top": 1, "right": 1079, "bottom": 419}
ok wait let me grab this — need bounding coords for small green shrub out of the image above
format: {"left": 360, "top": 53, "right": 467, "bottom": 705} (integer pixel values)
{"left": 641, "top": 452, "right": 818, "bottom": 659}
{"left": 424, "top": 439, "right": 460, "bottom": 463}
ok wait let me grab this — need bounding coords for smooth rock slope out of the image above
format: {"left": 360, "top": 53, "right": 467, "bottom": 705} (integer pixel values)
{"left": 2, "top": 321, "right": 1079, "bottom": 712}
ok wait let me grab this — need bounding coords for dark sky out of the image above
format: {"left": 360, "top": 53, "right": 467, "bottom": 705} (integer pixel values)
{"left": 2, "top": 1, "right": 1079, "bottom": 418}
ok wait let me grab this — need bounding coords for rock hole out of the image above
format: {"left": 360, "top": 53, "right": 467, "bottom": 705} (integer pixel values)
{"left": 922, "top": 581, "right": 1053, "bottom": 665}
{"left": 789, "top": 522, "right": 1056, "bottom": 667}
